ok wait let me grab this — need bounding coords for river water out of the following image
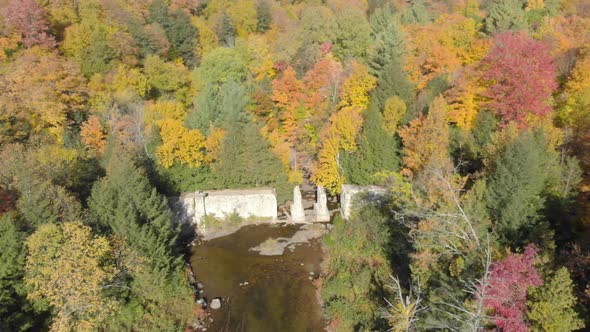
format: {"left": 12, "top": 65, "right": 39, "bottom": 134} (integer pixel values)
{"left": 189, "top": 223, "right": 326, "bottom": 332}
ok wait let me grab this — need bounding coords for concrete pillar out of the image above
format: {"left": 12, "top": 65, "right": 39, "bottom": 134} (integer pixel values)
{"left": 290, "top": 186, "right": 306, "bottom": 223}
{"left": 314, "top": 185, "right": 330, "bottom": 222}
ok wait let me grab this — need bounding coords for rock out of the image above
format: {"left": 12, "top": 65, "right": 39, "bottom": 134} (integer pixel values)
{"left": 210, "top": 298, "right": 222, "bottom": 310}
{"left": 197, "top": 282, "right": 204, "bottom": 289}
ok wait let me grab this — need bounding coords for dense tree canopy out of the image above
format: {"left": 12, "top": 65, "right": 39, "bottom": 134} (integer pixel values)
{"left": 0, "top": 0, "right": 589, "bottom": 330}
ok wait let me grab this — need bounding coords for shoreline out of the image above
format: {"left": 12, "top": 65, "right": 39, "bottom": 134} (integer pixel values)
{"left": 196, "top": 219, "right": 316, "bottom": 241}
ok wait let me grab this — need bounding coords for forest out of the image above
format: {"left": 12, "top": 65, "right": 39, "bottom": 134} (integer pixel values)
{"left": 0, "top": 0, "right": 589, "bottom": 331}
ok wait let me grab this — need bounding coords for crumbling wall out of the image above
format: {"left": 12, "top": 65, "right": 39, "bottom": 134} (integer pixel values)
{"left": 171, "top": 188, "right": 278, "bottom": 225}
{"left": 340, "top": 184, "right": 388, "bottom": 219}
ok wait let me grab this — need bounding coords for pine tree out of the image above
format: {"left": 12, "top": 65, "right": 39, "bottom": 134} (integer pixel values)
{"left": 368, "top": 19, "right": 406, "bottom": 78}
{"left": 256, "top": 0, "right": 272, "bottom": 33}
{"left": 484, "top": 0, "right": 528, "bottom": 34}
{"left": 166, "top": 9, "right": 198, "bottom": 67}
{"left": 0, "top": 214, "right": 38, "bottom": 331}
{"left": 148, "top": 0, "right": 198, "bottom": 67}
{"left": 373, "top": 60, "right": 415, "bottom": 112}
{"left": 341, "top": 102, "right": 401, "bottom": 185}
{"left": 89, "top": 157, "right": 178, "bottom": 271}
{"left": 186, "top": 83, "right": 220, "bottom": 134}
{"left": 401, "top": 0, "right": 432, "bottom": 25}
{"left": 485, "top": 130, "right": 555, "bottom": 246}
{"left": 88, "top": 156, "right": 193, "bottom": 330}
{"left": 213, "top": 118, "right": 291, "bottom": 202}
{"left": 217, "top": 12, "right": 236, "bottom": 47}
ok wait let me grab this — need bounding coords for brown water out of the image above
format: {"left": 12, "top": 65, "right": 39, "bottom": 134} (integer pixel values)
{"left": 190, "top": 223, "right": 326, "bottom": 332}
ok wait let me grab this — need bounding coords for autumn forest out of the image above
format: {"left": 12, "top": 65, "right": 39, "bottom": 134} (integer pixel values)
{"left": 1, "top": 0, "right": 590, "bottom": 330}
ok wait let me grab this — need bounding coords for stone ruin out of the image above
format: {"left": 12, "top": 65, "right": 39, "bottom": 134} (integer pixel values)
{"left": 171, "top": 184, "right": 388, "bottom": 226}
{"left": 340, "top": 184, "right": 389, "bottom": 219}
{"left": 290, "top": 185, "right": 306, "bottom": 223}
{"left": 172, "top": 188, "right": 278, "bottom": 226}
{"left": 314, "top": 185, "right": 330, "bottom": 222}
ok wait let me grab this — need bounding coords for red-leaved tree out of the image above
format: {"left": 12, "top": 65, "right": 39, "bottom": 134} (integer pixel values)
{"left": 3, "top": 0, "right": 56, "bottom": 48}
{"left": 482, "top": 244, "right": 543, "bottom": 331}
{"left": 482, "top": 32, "right": 557, "bottom": 126}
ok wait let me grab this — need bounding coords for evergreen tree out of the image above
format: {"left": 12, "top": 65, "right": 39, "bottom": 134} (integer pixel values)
{"left": 415, "top": 74, "right": 451, "bottom": 115}
{"left": 401, "top": 0, "right": 432, "bottom": 25}
{"left": 373, "top": 60, "right": 415, "bottom": 112}
{"left": 186, "top": 83, "right": 220, "bottom": 134}
{"left": 166, "top": 10, "right": 199, "bottom": 68}
{"left": 217, "top": 80, "right": 250, "bottom": 128}
{"left": 368, "top": 19, "right": 406, "bottom": 78}
{"left": 471, "top": 110, "right": 497, "bottom": 153}
{"left": 16, "top": 178, "right": 83, "bottom": 227}
{"left": 216, "top": 12, "right": 236, "bottom": 47}
{"left": 486, "top": 130, "right": 555, "bottom": 246}
{"left": 148, "top": 0, "right": 198, "bottom": 67}
{"left": 89, "top": 157, "right": 178, "bottom": 271}
{"left": 185, "top": 81, "right": 248, "bottom": 133}
{"left": 213, "top": 114, "right": 290, "bottom": 202}
{"left": 88, "top": 156, "right": 193, "bottom": 331}
{"left": 369, "top": 3, "right": 397, "bottom": 34}
{"left": 256, "top": 0, "right": 272, "bottom": 33}
{"left": 341, "top": 102, "right": 401, "bottom": 185}
{"left": 0, "top": 214, "right": 39, "bottom": 331}
{"left": 484, "top": 0, "right": 528, "bottom": 34}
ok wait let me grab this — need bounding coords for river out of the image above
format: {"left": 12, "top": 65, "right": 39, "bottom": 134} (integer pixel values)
{"left": 189, "top": 223, "right": 327, "bottom": 332}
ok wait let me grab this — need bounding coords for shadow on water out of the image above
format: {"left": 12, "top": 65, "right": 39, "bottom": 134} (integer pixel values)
{"left": 190, "top": 223, "right": 326, "bottom": 332}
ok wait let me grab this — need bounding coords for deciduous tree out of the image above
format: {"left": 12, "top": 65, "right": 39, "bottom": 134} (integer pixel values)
{"left": 80, "top": 115, "right": 107, "bottom": 155}
{"left": 156, "top": 118, "right": 207, "bottom": 168}
{"left": 482, "top": 32, "right": 557, "bottom": 126}
{"left": 399, "top": 96, "right": 450, "bottom": 177}
{"left": 0, "top": 49, "right": 87, "bottom": 142}
{"left": 482, "top": 244, "right": 543, "bottom": 332}
{"left": 25, "top": 222, "right": 117, "bottom": 332}
{"left": 527, "top": 267, "right": 584, "bottom": 331}
{"left": 3, "top": 0, "right": 56, "bottom": 48}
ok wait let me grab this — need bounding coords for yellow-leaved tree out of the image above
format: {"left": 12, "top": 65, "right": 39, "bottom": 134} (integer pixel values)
{"left": 0, "top": 47, "right": 87, "bottom": 143}
{"left": 156, "top": 119, "right": 207, "bottom": 168}
{"left": 445, "top": 66, "right": 486, "bottom": 130}
{"left": 312, "top": 62, "right": 377, "bottom": 194}
{"left": 25, "top": 222, "right": 118, "bottom": 332}
{"left": 383, "top": 96, "right": 407, "bottom": 134}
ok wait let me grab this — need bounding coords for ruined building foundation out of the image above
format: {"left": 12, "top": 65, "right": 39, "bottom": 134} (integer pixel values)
{"left": 172, "top": 188, "right": 278, "bottom": 226}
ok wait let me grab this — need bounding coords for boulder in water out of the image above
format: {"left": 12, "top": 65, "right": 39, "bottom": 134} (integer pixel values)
{"left": 210, "top": 298, "right": 222, "bottom": 309}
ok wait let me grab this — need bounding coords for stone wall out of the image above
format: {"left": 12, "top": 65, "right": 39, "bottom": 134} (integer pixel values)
{"left": 172, "top": 188, "right": 278, "bottom": 225}
{"left": 340, "top": 184, "right": 389, "bottom": 219}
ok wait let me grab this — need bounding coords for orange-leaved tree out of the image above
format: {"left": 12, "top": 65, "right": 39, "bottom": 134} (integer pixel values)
{"left": 399, "top": 96, "right": 450, "bottom": 178}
